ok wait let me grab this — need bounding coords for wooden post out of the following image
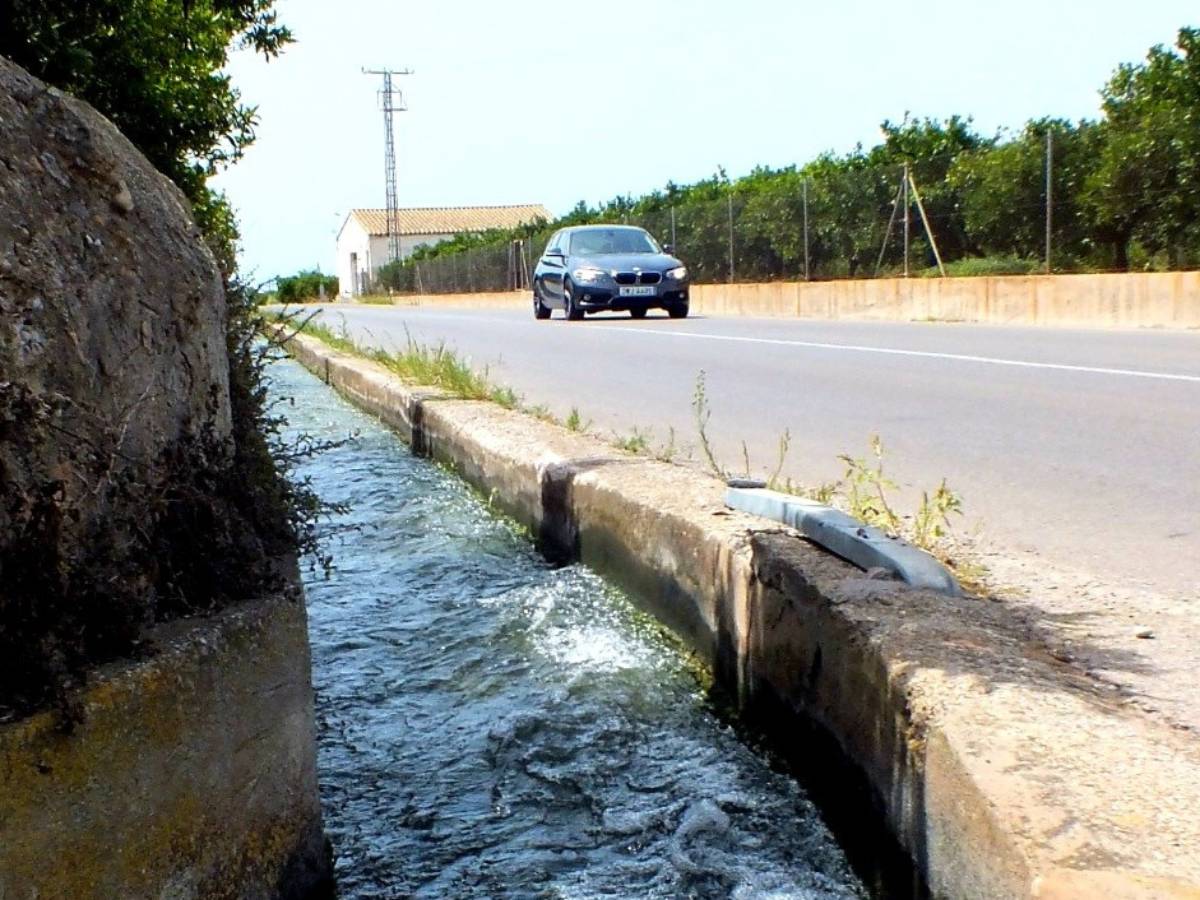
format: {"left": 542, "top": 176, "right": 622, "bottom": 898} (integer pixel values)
{"left": 908, "top": 171, "right": 946, "bottom": 278}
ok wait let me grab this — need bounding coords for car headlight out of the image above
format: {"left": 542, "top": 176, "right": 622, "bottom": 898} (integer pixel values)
{"left": 573, "top": 267, "right": 607, "bottom": 283}
{"left": 666, "top": 266, "right": 688, "bottom": 281}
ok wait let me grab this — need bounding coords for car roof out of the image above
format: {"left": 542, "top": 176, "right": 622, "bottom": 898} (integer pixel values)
{"left": 560, "top": 224, "right": 648, "bottom": 233}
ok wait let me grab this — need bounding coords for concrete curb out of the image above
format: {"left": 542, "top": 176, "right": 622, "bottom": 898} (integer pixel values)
{"left": 725, "top": 487, "right": 962, "bottom": 596}
{"left": 280, "top": 330, "right": 1200, "bottom": 900}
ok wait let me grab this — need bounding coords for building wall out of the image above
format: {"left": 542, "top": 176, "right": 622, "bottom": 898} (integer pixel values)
{"left": 335, "top": 217, "right": 372, "bottom": 297}
{"left": 337, "top": 223, "right": 454, "bottom": 297}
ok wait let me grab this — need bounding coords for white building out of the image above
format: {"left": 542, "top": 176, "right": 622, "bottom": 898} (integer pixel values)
{"left": 335, "top": 204, "right": 552, "bottom": 297}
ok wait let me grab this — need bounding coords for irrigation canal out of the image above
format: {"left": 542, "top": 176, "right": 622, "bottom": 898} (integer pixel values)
{"left": 273, "top": 355, "right": 887, "bottom": 898}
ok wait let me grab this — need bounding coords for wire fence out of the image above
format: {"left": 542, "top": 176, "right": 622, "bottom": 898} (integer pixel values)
{"left": 366, "top": 153, "right": 1200, "bottom": 296}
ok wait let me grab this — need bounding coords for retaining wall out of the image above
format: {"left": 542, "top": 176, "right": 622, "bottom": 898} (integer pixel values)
{"left": 0, "top": 590, "right": 330, "bottom": 900}
{"left": 285, "top": 332, "right": 1200, "bottom": 899}
{"left": 368, "top": 270, "right": 1200, "bottom": 329}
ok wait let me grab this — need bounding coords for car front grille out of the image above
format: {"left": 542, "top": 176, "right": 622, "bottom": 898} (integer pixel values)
{"left": 614, "top": 272, "right": 662, "bottom": 285}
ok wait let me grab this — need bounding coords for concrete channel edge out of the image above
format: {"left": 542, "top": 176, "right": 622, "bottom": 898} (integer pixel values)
{"left": 724, "top": 486, "right": 962, "bottom": 597}
{"left": 283, "top": 331, "right": 1200, "bottom": 900}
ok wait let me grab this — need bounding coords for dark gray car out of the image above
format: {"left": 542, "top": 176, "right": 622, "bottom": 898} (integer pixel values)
{"left": 533, "top": 225, "right": 689, "bottom": 320}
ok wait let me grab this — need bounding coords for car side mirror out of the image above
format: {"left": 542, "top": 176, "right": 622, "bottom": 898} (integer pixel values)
{"left": 662, "top": 243, "right": 675, "bottom": 253}
{"left": 546, "top": 248, "right": 564, "bottom": 258}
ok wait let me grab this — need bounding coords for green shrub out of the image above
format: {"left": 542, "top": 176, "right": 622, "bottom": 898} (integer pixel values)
{"left": 928, "top": 256, "right": 1042, "bottom": 277}
{"left": 277, "top": 270, "right": 339, "bottom": 302}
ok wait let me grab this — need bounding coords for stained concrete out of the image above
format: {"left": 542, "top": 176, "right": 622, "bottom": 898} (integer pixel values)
{"left": 283, "top": 330, "right": 1200, "bottom": 900}
{"left": 0, "top": 590, "right": 330, "bottom": 899}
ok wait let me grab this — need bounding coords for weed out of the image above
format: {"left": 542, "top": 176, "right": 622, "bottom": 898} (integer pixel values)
{"left": 765, "top": 429, "right": 792, "bottom": 491}
{"left": 286, "top": 317, "right": 358, "bottom": 356}
{"left": 489, "top": 385, "right": 520, "bottom": 409}
{"left": 837, "top": 435, "right": 902, "bottom": 535}
{"left": 565, "top": 407, "right": 589, "bottom": 433}
{"left": 692, "top": 371, "right": 726, "bottom": 480}
{"left": 811, "top": 480, "right": 840, "bottom": 505}
{"left": 615, "top": 428, "right": 651, "bottom": 455}
{"left": 524, "top": 403, "right": 557, "bottom": 424}
{"left": 655, "top": 427, "right": 677, "bottom": 463}
{"left": 287, "top": 316, "right": 521, "bottom": 405}
{"left": 912, "top": 479, "right": 964, "bottom": 551}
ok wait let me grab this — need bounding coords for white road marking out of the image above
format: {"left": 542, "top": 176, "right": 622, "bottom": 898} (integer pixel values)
{"left": 589, "top": 325, "right": 1200, "bottom": 383}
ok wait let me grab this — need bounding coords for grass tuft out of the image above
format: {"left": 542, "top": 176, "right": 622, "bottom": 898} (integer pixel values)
{"left": 289, "top": 316, "right": 521, "bottom": 405}
{"left": 614, "top": 428, "right": 651, "bottom": 455}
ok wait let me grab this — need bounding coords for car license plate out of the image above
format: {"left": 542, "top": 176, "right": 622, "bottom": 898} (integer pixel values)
{"left": 619, "top": 286, "right": 656, "bottom": 297}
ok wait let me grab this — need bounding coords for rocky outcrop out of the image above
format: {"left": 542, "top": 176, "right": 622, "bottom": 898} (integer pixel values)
{"left": 0, "top": 52, "right": 231, "bottom": 488}
{"left": 0, "top": 56, "right": 331, "bottom": 898}
{"left": 0, "top": 54, "right": 234, "bottom": 706}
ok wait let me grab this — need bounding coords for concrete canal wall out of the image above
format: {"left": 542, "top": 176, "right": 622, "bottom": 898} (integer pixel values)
{"left": 0, "top": 592, "right": 328, "bottom": 899}
{"left": 364, "top": 269, "right": 1200, "bottom": 329}
{"left": 285, "top": 330, "right": 1200, "bottom": 900}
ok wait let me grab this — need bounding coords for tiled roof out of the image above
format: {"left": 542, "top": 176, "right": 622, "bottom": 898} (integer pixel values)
{"left": 348, "top": 204, "right": 552, "bottom": 237}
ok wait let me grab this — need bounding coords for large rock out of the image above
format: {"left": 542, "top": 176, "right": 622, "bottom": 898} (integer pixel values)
{"left": 0, "top": 53, "right": 231, "bottom": 493}
{"left": 0, "top": 54, "right": 236, "bottom": 705}
{"left": 0, "top": 56, "right": 332, "bottom": 899}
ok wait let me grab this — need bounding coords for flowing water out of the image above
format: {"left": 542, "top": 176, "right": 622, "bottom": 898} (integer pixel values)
{"left": 274, "top": 357, "right": 868, "bottom": 899}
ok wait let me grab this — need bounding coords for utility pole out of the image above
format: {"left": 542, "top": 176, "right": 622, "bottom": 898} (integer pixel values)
{"left": 802, "top": 178, "right": 810, "bottom": 281}
{"left": 670, "top": 205, "right": 677, "bottom": 250}
{"left": 1045, "top": 130, "right": 1054, "bottom": 274}
{"left": 363, "top": 66, "right": 413, "bottom": 265}
{"left": 727, "top": 190, "right": 735, "bottom": 283}
{"left": 903, "top": 162, "right": 911, "bottom": 278}
{"left": 875, "top": 178, "right": 905, "bottom": 277}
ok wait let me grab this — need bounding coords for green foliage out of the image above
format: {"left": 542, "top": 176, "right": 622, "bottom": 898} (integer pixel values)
{"left": 565, "top": 407, "right": 587, "bottom": 432}
{"left": 374, "top": 28, "right": 1200, "bottom": 289}
{"left": 0, "top": 0, "right": 290, "bottom": 209}
{"left": 614, "top": 429, "right": 651, "bottom": 456}
{"left": 837, "top": 436, "right": 903, "bottom": 536}
{"left": 948, "top": 119, "right": 1100, "bottom": 266}
{"left": 276, "top": 270, "right": 338, "bottom": 302}
{"left": 912, "top": 480, "right": 964, "bottom": 552}
{"left": 1085, "top": 27, "right": 1200, "bottom": 269}
{"left": 926, "top": 256, "right": 1041, "bottom": 278}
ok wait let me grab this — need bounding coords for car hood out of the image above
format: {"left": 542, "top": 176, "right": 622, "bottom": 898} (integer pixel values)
{"left": 569, "top": 253, "right": 682, "bottom": 273}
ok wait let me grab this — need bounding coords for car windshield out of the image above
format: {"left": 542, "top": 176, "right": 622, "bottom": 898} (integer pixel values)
{"left": 569, "top": 229, "right": 660, "bottom": 256}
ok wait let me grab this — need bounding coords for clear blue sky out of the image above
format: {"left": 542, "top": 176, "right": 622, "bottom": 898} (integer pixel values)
{"left": 211, "top": 0, "right": 1197, "bottom": 280}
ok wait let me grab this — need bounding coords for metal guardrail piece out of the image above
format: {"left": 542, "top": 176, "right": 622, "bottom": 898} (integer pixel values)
{"left": 725, "top": 487, "right": 962, "bottom": 597}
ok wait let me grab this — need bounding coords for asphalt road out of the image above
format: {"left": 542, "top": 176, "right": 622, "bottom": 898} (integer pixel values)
{"left": 307, "top": 305, "right": 1200, "bottom": 598}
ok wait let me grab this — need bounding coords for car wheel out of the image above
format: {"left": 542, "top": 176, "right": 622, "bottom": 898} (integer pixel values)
{"left": 533, "top": 284, "right": 551, "bottom": 320}
{"left": 629, "top": 307, "right": 647, "bottom": 319}
{"left": 563, "top": 280, "right": 583, "bottom": 321}
{"left": 667, "top": 302, "right": 689, "bottom": 319}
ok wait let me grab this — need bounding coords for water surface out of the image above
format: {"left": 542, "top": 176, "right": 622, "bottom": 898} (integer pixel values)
{"left": 273, "top": 357, "right": 865, "bottom": 898}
